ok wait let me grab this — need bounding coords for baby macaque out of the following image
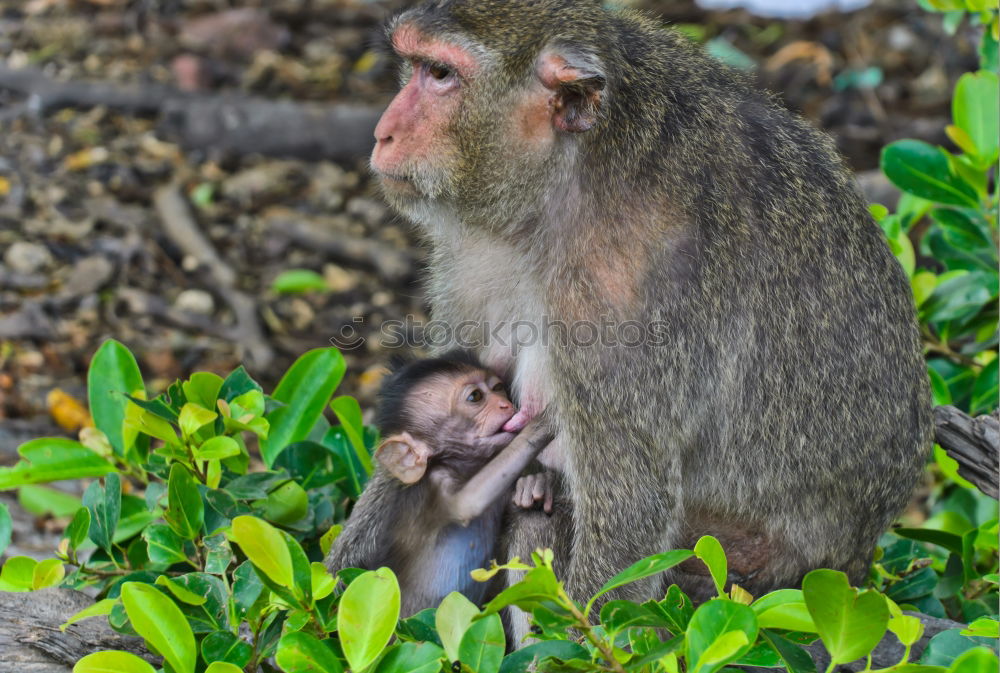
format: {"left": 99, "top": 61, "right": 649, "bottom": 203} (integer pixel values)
{"left": 324, "top": 350, "right": 555, "bottom": 615}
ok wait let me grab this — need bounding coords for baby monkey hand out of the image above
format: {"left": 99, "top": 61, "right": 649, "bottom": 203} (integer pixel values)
{"left": 513, "top": 471, "right": 555, "bottom": 514}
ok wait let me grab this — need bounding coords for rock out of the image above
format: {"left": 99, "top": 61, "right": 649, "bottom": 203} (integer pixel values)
{"left": 174, "top": 289, "right": 215, "bottom": 315}
{"left": 57, "top": 255, "right": 115, "bottom": 299}
{"left": 346, "top": 197, "right": 387, "bottom": 226}
{"left": 222, "top": 161, "right": 308, "bottom": 209}
{"left": 3, "top": 241, "right": 52, "bottom": 274}
{"left": 0, "top": 303, "right": 55, "bottom": 340}
{"left": 323, "top": 263, "right": 358, "bottom": 293}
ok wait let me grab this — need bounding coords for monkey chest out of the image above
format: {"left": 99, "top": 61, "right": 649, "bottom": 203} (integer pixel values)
{"left": 399, "top": 515, "right": 498, "bottom": 612}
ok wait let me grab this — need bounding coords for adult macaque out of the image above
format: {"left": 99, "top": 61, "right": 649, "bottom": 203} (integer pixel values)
{"left": 369, "top": 0, "right": 932, "bottom": 606}
{"left": 324, "top": 351, "right": 554, "bottom": 615}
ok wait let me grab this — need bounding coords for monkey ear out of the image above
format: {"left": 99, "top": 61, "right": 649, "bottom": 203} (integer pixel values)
{"left": 376, "top": 431, "right": 432, "bottom": 484}
{"left": 537, "top": 46, "right": 606, "bottom": 133}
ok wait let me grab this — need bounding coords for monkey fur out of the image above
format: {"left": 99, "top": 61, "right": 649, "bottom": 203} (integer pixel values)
{"left": 369, "top": 0, "right": 932, "bottom": 612}
{"left": 325, "top": 353, "right": 555, "bottom": 616}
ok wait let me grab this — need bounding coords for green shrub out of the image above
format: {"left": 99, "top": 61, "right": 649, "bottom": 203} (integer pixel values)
{"left": 0, "top": 339, "right": 996, "bottom": 672}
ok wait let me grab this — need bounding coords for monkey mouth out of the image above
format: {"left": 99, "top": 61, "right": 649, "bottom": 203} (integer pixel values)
{"left": 377, "top": 171, "right": 419, "bottom": 195}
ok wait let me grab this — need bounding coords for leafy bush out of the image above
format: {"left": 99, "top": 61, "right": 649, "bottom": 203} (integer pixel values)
{"left": 868, "top": 0, "right": 999, "bottom": 631}
{"left": 0, "top": 339, "right": 996, "bottom": 673}
{"left": 873, "top": 1, "right": 998, "bottom": 416}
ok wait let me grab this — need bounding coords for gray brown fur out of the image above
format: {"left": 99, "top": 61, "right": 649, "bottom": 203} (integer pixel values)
{"left": 325, "top": 422, "right": 554, "bottom": 616}
{"left": 376, "top": 0, "right": 932, "bottom": 606}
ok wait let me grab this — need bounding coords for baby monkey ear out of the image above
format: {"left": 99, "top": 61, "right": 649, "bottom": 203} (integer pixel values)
{"left": 376, "top": 431, "right": 432, "bottom": 484}
{"left": 537, "top": 45, "right": 606, "bottom": 133}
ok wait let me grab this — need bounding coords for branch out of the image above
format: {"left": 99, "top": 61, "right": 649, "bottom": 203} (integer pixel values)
{"left": 0, "top": 65, "right": 382, "bottom": 162}
{"left": 934, "top": 405, "right": 999, "bottom": 499}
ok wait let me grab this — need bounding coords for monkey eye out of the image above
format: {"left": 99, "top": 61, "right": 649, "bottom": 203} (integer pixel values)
{"left": 427, "top": 63, "right": 454, "bottom": 81}
{"left": 466, "top": 389, "right": 484, "bottom": 403}
{"left": 491, "top": 382, "right": 505, "bottom": 392}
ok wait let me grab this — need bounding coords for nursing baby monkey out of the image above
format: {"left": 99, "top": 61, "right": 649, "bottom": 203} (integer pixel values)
{"left": 325, "top": 351, "right": 564, "bottom": 617}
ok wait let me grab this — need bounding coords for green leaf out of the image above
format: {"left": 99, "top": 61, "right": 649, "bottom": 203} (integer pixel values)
{"left": 920, "top": 271, "right": 994, "bottom": 324}
{"left": 928, "top": 368, "right": 954, "bottom": 406}
{"left": 32, "top": 558, "right": 65, "bottom": 589}
{"left": 948, "top": 648, "right": 1000, "bottom": 673}
{"left": 759, "top": 629, "right": 817, "bottom": 673}
{"left": 218, "top": 366, "right": 263, "bottom": 403}
{"left": 255, "top": 480, "right": 309, "bottom": 525}
{"left": 231, "top": 515, "right": 293, "bottom": 588}
{"left": 143, "top": 523, "right": 188, "bottom": 565}
{"left": 496, "top": 641, "right": 590, "bottom": 673}
{"left": 311, "top": 562, "right": 337, "bottom": 600}
{"left": 686, "top": 600, "right": 758, "bottom": 673}
{"left": 261, "top": 348, "right": 346, "bottom": 466}
{"left": 232, "top": 561, "right": 264, "bottom": 619}
{"left": 0, "top": 439, "right": 114, "bottom": 489}
{"left": 120, "top": 581, "right": 196, "bottom": 673}
{"left": 601, "top": 600, "right": 674, "bottom": 631}
{"left": 166, "top": 464, "right": 204, "bottom": 539}
{"left": 921, "top": 629, "right": 997, "bottom": 666}
{"left": 61, "top": 598, "right": 117, "bottom": 631}
{"left": 970, "top": 358, "right": 998, "bottom": 416}
{"left": 73, "top": 651, "right": 157, "bottom": 673}
{"left": 205, "top": 663, "right": 245, "bottom": 673}
{"left": 953, "top": 71, "right": 999, "bottom": 163}
{"left": 894, "top": 527, "right": 964, "bottom": 555}
{"left": 194, "top": 436, "right": 241, "bottom": 461}
{"left": 695, "top": 535, "right": 728, "bottom": 598}
{"left": 591, "top": 549, "right": 695, "bottom": 606}
{"left": 155, "top": 575, "right": 207, "bottom": 605}
{"left": 751, "top": 589, "right": 816, "bottom": 632}
{"left": 182, "top": 372, "right": 224, "bottom": 412}
{"left": 881, "top": 140, "right": 979, "bottom": 207}
{"left": 88, "top": 340, "right": 145, "bottom": 456}
{"left": 83, "top": 474, "right": 121, "bottom": 554}
{"left": 0, "top": 555, "right": 37, "bottom": 591}
{"left": 330, "top": 395, "right": 374, "bottom": 475}
{"left": 889, "top": 614, "right": 925, "bottom": 647}
{"left": 18, "top": 484, "right": 81, "bottom": 517}
{"left": 202, "top": 630, "right": 253, "bottom": 668}
{"left": 961, "top": 618, "right": 999, "bottom": 639}
{"left": 275, "top": 631, "right": 344, "bottom": 672}
{"left": 338, "top": 567, "right": 401, "bottom": 672}
{"left": 375, "top": 641, "right": 446, "bottom": 673}
{"left": 459, "top": 613, "right": 505, "bottom": 673}
{"left": 0, "top": 503, "right": 10, "bottom": 557}
{"left": 436, "top": 591, "right": 480, "bottom": 663}
{"left": 272, "top": 269, "right": 330, "bottom": 294}
{"left": 179, "top": 403, "right": 217, "bottom": 438}
{"left": 802, "top": 569, "right": 889, "bottom": 665}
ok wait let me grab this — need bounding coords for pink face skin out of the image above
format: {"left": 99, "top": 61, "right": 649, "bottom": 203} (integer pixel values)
{"left": 370, "top": 24, "right": 476, "bottom": 192}
{"left": 408, "top": 369, "right": 518, "bottom": 452}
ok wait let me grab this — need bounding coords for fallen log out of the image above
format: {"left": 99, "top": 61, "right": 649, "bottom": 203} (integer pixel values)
{"left": 0, "top": 588, "right": 153, "bottom": 672}
{"left": 0, "top": 65, "right": 383, "bottom": 162}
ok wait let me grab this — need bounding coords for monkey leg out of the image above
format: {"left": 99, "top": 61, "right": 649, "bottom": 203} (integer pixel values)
{"left": 674, "top": 511, "right": 813, "bottom": 602}
{"left": 498, "top": 478, "right": 573, "bottom": 648}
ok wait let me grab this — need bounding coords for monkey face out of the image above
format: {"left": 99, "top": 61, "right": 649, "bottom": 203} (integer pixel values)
{"left": 451, "top": 370, "right": 518, "bottom": 448}
{"left": 370, "top": 13, "right": 606, "bottom": 232}
{"left": 406, "top": 369, "right": 518, "bottom": 456}
{"left": 370, "top": 23, "right": 469, "bottom": 208}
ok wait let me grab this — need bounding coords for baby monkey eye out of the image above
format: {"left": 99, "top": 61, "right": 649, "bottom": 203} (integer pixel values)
{"left": 466, "top": 389, "right": 484, "bottom": 403}
{"left": 491, "top": 382, "right": 505, "bottom": 392}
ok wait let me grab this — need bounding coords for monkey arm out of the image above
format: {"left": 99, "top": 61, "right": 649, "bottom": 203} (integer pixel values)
{"left": 440, "top": 422, "right": 555, "bottom": 526}
{"left": 325, "top": 470, "right": 420, "bottom": 572}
